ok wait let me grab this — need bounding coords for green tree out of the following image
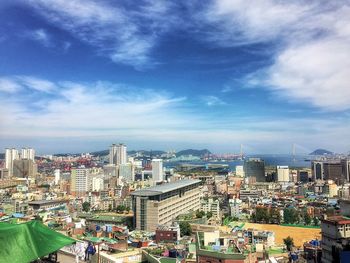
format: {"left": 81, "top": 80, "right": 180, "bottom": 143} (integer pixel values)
{"left": 116, "top": 205, "right": 127, "bottom": 213}
{"left": 108, "top": 204, "right": 112, "bottom": 211}
{"left": 269, "top": 208, "right": 281, "bottom": 224}
{"left": 206, "top": 211, "right": 213, "bottom": 219}
{"left": 179, "top": 221, "right": 192, "bottom": 236}
{"left": 82, "top": 201, "right": 91, "bottom": 212}
{"left": 304, "top": 212, "right": 311, "bottom": 225}
{"left": 284, "top": 208, "right": 298, "bottom": 224}
{"left": 313, "top": 217, "right": 319, "bottom": 226}
{"left": 255, "top": 207, "right": 270, "bottom": 223}
{"left": 251, "top": 213, "right": 256, "bottom": 222}
{"left": 196, "top": 210, "right": 206, "bottom": 218}
{"left": 283, "top": 236, "right": 294, "bottom": 251}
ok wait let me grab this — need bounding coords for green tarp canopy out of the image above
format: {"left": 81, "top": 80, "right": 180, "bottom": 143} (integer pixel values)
{"left": 0, "top": 220, "right": 75, "bottom": 263}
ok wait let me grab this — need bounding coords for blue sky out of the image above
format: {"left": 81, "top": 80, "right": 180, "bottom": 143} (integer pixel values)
{"left": 0, "top": 0, "right": 350, "bottom": 154}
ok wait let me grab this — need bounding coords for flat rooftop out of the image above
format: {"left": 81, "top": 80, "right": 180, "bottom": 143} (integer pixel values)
{"left": 131, "top": 179, "right": 201, "bottom": 197}
{"left": 322, "top": 215, "right": 350, "bottom": 225}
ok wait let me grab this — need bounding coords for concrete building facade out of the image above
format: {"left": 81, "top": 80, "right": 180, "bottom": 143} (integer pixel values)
{"left": 109, "top": 144, "right": 127, "bottom": 166}
{"left": 131, "top": 179, "right": 201, "bottom": 231}
{"left": 277, "top": 166, "right": 289, "bottom": 182}
{"left": 151, "top": 159, "right": 163, "bottom": 182}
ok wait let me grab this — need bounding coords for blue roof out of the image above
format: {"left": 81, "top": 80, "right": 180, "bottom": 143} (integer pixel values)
{"left": 12, "top": 213, "right": 25, "bottom": 218}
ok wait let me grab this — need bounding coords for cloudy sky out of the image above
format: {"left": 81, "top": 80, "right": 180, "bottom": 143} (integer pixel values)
{"left": 0, "top": 0, "right": 350, "bottom": 154}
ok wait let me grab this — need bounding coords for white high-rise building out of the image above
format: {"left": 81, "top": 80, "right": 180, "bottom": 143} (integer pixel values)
{"left": 21, "top": 148, "right": 35, "bottom": 161}
{"left": 5, "top": 148, "right": 19, "bottom": 176}
{"left": 152, "top": 159, "right": 164, "bottom": 182}
{"left": 109, "top": 143, "right": 127, "bottom": 165}
{"left": 92, "top": 176, "right": 104, "bottom": 191}
{"left": 54, "top": 169, "right": 60, "bottom": 185}
{"left": 277, "top": 166, "right": 290, "bottom": 182}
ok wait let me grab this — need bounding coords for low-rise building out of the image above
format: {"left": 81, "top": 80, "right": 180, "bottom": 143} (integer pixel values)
{"left": 321, "top": 216, "right": 350, "bottom": 263}
{"left": 155, "top": 224, "right": 180, "bottom": 243}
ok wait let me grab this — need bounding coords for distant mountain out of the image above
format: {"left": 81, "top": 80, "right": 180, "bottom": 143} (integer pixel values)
{"left": 90, "top": 149, "right": 166, "bottom": 157}
{"left": 129, "top": 150, "right": 166, "bottom": 156}
{"left": 90, "top": 150, "right": 109, "bottom": 156}
{"left": 309, "top": 149, "right": 333, "bottom": 155}
{"left": 176, "top": 149, "right": 211, "bottom": 157}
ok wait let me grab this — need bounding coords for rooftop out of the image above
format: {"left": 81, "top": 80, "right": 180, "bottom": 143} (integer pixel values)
{"left": 322, "top": 215, "right": 350, "bottom": 225}
{"left": 131, "top": 179, "right": 201, "bottom": 197}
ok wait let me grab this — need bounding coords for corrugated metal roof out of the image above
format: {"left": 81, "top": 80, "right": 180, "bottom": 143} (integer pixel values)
{"left": 131, "top": 179, "right": 201, "bottom": 196}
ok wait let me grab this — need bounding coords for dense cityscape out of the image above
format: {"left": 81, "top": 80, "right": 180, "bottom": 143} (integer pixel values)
{"left": 1, "top": 145, "right": 350, "bottom": 262}
{"left": 1, "top": 0, "right": 350, "bottom": 262}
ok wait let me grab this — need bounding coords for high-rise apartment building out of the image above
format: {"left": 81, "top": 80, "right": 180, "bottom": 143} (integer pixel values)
{"left": 152, "top": 159, "right": 163, "bottom": 182}
{"left": 277, "top": 166, "right": 290, "bottom": 182}
{"left": 243, "top": 158, "right": 265, "bottom": 182}
{"left": 131, "top": 179, "right": 201, "bottom": 231}
{"left": 109, "top": 143, "right": 127, "bottom": 165}
{"left": 71, "top": 168, "right": 90, "bottom": 196}
{"left": 54, "top": 169, "right": 60, "bottom": 185}
{"left": 5, "top": 148, "right": 19, "bottom": 176}
{"left": 12, "top": 159, "right": 37, "bottom": 178}
{"left": 21, "top": 148, "right": 35, "bottom": 161}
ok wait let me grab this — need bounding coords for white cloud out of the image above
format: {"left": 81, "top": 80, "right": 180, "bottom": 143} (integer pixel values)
{"left": 201, "top": 96, "right": 226, "bottom": 106}
{"left": 221, "top": 85, "right": 233, "bottom": 93}
{"left": 203, "top": 0, "right": 311, "bottom": 46}
{"left": 29, "top": 29, "right": 51, "bottom": 47}
{"left": 26, "top": 0, "right": 177, "bottom": 68}
{"left": 201, "top": 0, "right": 350, "bottom": 111}
{"left": 0, "top": 78, "right": 21, "bottom": 93}
{"left": 1, "top": 75, "right": 350, "bottom": 153}
{"left": 62, "top": 41, "right": 71, "bottom": 52}
{"left": 17, "top": 76, "right": 57, "bottom": 93}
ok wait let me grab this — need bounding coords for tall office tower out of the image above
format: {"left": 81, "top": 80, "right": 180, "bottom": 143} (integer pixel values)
{"left": 71, "top": 168, "right": 90, "bottom": 196}
{"left": 152, "top": 159, "right": 163, "bottom": 182}
{"left": 5, "top": 148, "right": 19, "bottom": 176}
{"left": 277, "top": 166, "right": 290, "bottom": 182}
{"left": 324, "top": 162, "right": 343, "bottom": 182}
{"left": 109, "top": 143, "right": 127, "bottom": 165}
{"left": 21, "top": 148, "right": 35, "bottom": 161}
{"left": 312, "top": 160, "right": 343, "bottom": 183}
{"left": 341, "top": 159, "right": 350, "bottom": 182}
{"left": 54, "top": 169, "right": 60, "bottom": 185}
{"left": 131, "top": 179, "right": 201, "bottom": 231}
{"left": 243, "top": 158, "right": 265, "bottom": 182}
{"left": 312, "top": 161, "right": 324, "bottom": 181}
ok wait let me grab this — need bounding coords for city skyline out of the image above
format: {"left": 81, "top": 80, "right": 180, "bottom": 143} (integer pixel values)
{"left": 1, "top": 0, "right": 350, "bottom": 153}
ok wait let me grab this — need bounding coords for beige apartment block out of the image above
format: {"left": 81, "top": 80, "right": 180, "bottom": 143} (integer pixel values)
{"left": 131, "top": 179, "right": 201, "bottom": 231}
